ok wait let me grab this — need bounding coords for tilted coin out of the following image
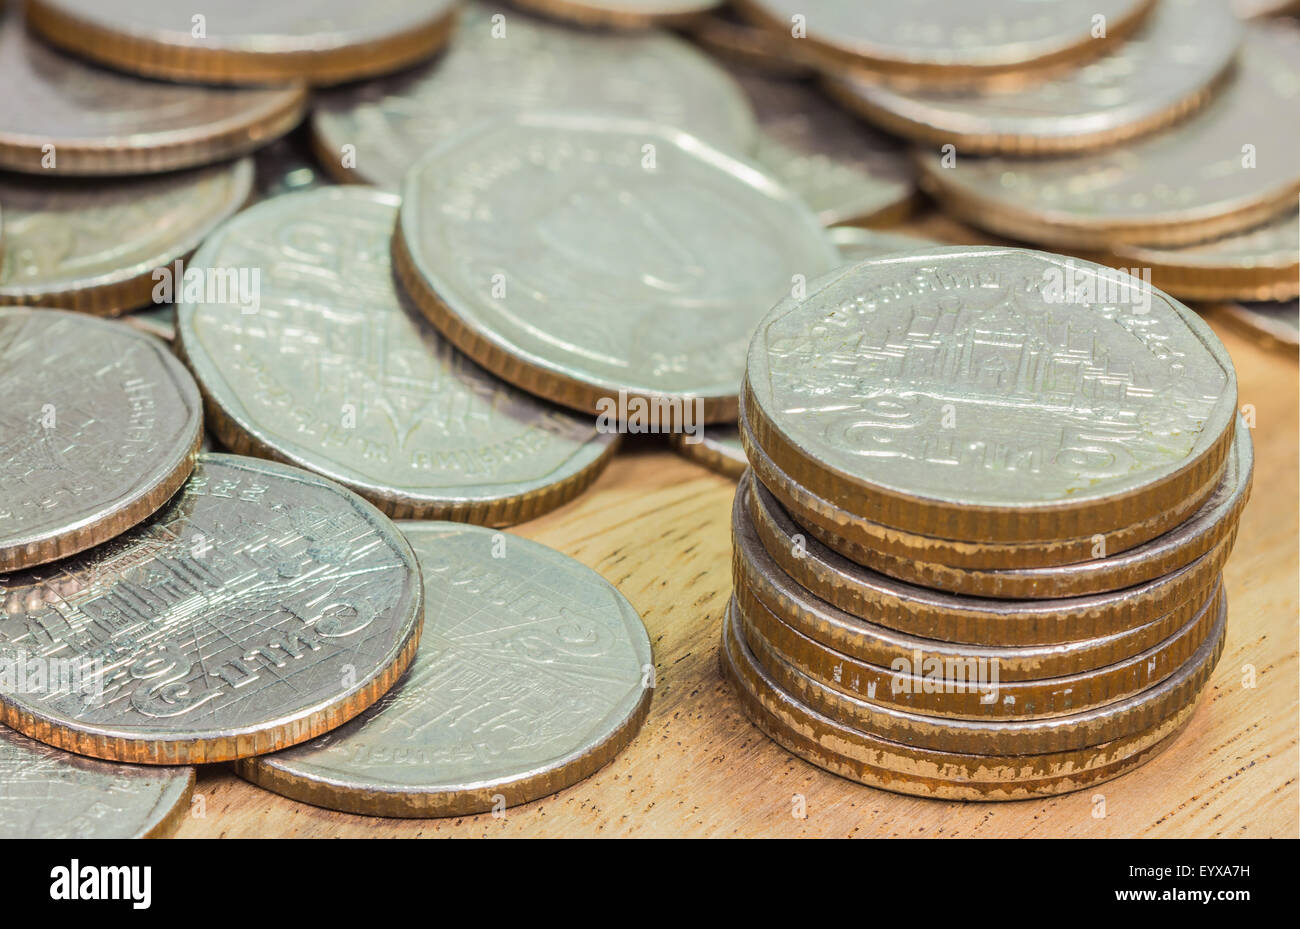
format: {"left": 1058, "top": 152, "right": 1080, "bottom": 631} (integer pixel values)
{"left": 744, "top": 247, "right": 1239, "bottom": 544}
{"left": 511, "top": 0, "right": 719, "bottom": 28}
{"left": 0, "top": 309, "right": 201, "bottom": 572}
{"left": 916, "top": 23, "right": 1300, "bottom": 248}
{"left": 736, "top": 587, "right": 1228, "bottom": 755}
{"left": 311, "top": 2, "right": 755, "bottom": 190}
{"left": 0, "top": 454, "right": 424, "bottom": 764}
{"left": 669, "top": 425, "right": 747, "bottom": 479}
{"left": 0, "top": 159, "right": 253, "bottom": 315}
{"left": 26, "top": 0, "right": 460, "bottom": 86}
{"left": 0, "top": 4, "right": 305, "bottom": 175}
{"left": 0, "top": 725, "right": 193, "bottom": 838}
{"left": 743, "top": 470, "right": 1225, "bottom": 647}
{"left": 178, "top": 188, "right": 617, "bottom": 524}
{"left": 684, "top": 5, "right": 818, "bottom": 77}
{"left": 238, "top": 521, "right": 653, "bottom": 817}
{"left": 720, "top": 601, "right": 1206, "bottom": 800}
{"left": 823, "top": 0, "right": 1240, "bottom": 155}
{"left": 395, "top": 113, "right": 839, "bottom": 424}
{"left": 731, "top": 67, "right": 916, "bottom": 227}
{"left": 734, "top": 0, "right": 1155, "bottom": 85}
{"left": 1217, "top": 299, "right": 1300, "bottom": 349}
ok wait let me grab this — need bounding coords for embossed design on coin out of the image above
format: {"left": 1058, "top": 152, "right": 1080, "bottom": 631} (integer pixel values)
{"left": 26, "top": 0, "right": 460, "bottom": 86}
{"left": 396, "top": 113, "right": 839, "bottom": 422}
{"left": 311, "top": 2, "right": 755, "bottom": 190}
{"left": 238, "top": 521, "right": 653, "bottom": 817}
{"left": 0, "top": 725, "right": 193, "bottom": 838}
{"left": 0, "top": 5, "right": 306, "bottom": 175}
{"left": 0, "top": 308, "right": 202, "bottom": 571}
{"left": 178, "top": 188, "right": 616, "bottom": 524}
{"left": 744, "top": 247, "right": 1238, "bottom": 542}
{"left": 0, "top": 454, "right": 424, "bottom": 764}
{"left": 0, "top": 159, "right": 253, "bottom": 315}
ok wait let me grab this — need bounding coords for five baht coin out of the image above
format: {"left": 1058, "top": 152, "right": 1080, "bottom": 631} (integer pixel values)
{"left": 823, "top": 0, "right": 1240, "bottom": 155}
{"left": 395, "top": 112, "right": 838, "bottom": 425}
{"left": 25, "top": 0, "right": 460, "bottom": 86}
{"left": 311, "top": 2, "right": 755, "bottom": 189}
{"left": 0, "top": 4, "right": 305, "bottom": 175}
{"left": 0, "top": 308, "right": 202, "bottom": 572}
{"left": 511, "top": 0, "right": 720, "bottom": 29}
{"left": 177, "top": 187, "right": 617, "bottom": 524}
{"left": 0, "top": 724, "right": 193, "bottom": 838}
{"left": 916, "top": 23, "right": 1300, "bottom": 248}
{"left": 237, "top": 521, "right": 654, "bottom": 817}
{"left": 0, "top": 158, "right": 253, "bottom": 315}
{"left": 743, "top": 246, "right": 1239, "bottom": 544}
{"left": 0, "top": 453, "right": 424, "bottom": 765}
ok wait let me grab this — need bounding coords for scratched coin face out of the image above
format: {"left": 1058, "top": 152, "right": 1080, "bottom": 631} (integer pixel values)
{"left": 0, "top": 158, "right": 253, "bottom": 315}
{"left": 917, "top": 23, "right": 1300, "bottom": 248}
{"left": 0, "top": 5, "right": 305, "bottom": 175}
{"left": 311, "top": 2, "right": 755, "bottom": 190}
{"left": 237, "top": 521, "right": 653, "bottom": 817}
{"left": 177, "top": 188, "right": 616, "bottom": 524}
{"left": 0, "top": 725, "right": 193, "bottom": 838}
{"left": 0, "top": 308, "right": 202, "bottom": 572}
{"left": 25, "top": 0, "right": 460, "bottom": 85}
{"left": 0, "top": 454, "right": 424, "bottom": 765}
{"left": 825, "top": 0, "right": 1241, "bottom": 154}
{"left": 744, "top": 247, "right": 1238, "bottom": 542}
{"left": 396, "top": 113, "right": 839, "bottom": 422}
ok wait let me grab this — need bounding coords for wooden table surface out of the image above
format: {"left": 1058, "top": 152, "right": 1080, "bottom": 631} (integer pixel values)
{"left": 172, "top": 305, "right": 1298, "bottom": 838}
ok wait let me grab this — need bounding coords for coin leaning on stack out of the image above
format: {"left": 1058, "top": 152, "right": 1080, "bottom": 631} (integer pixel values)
{"left": 722, "top": 246, "right": 1248, "bottom": 799}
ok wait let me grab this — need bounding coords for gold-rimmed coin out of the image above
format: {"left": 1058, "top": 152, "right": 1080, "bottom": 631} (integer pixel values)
{"left": 511, "top": 0, "right": 719, "bottom": 29}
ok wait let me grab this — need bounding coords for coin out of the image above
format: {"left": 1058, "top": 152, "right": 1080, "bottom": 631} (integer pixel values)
{"left": 743, "top": 470, "right": 1225, "bottom": 647}
{"left": 0, "top": 724, "right": 193, "bottom": 838}
{"left": 238, "top": 521, "right": 654, "bottom": 817}
{"left": 26, "top": 0, "right": 461, "bottom": 86}
{"left": 669, "top": 425, "right": 747, "bottom": 478}
{"left": 827, "top": 226, "right": 937, "bottom": 263}
{"left": 511, "top": 0, "right": 720, "bottom": 29}
{"left": 122, "top": 304, "right": 175, "bottom": 342}
{"left": 311, "top": 2, "right": 755, "bottom": 190}
{"left": 720, "top": 601, "right": 1207, "bottom": 800}
{"left": 684, "top": 6, "right": 818, "bottom": 77}
{"left": 734, "top": 0, "right": 1156, "bottom": 86}
{"left": 823, "top": 0, "right": 1240, "bottom": 155}
{"left": 395, "top": 112, "right": 838, "bottom": 424}
{"left": 252, "top": 135, "right": 326, "bottom": 201}
{"left": 744, "top": 246, "right": 1239, "bottom": 544}
{"left": 178, "top": 188, "right": 617, "bottom": 524}
{"left": 1233, "top": 0, "right": 1300, "bottom": 15}
{"left": 1217, "top": 299, "right": 1300, "bottom": 349}
{"left": 0, "top": 4, "right": 305, "bottom": 175}
{"left": 0, "top": 309, "right": 202, "bottom": 572}
{"left": 731, "top": 67, "right": 916, "bottom": 227}
{"left": 0, "top": 159, "right": 253, "bottom": 316}
{"left": 916, "top": 23, "right": 1300, "bottom": 248}
{"left": 0, "top": 454, "right": 424, "bottom": 765}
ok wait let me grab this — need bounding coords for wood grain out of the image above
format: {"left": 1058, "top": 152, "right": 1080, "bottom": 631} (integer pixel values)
{"left": 170, "top": 309, "right": 1298, "bottom": 838}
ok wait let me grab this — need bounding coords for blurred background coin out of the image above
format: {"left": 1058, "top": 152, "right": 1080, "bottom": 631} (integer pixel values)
{"left": 1217, "top": 298, "right": 1300, "bottom": 349}
{"left": 512, "top": 0, "right": 721, "bottom": 29}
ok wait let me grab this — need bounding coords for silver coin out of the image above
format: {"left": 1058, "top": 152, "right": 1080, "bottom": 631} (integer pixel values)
{"left": 252, "top": 135, "right": 326, "bottom": 201}
{"left": 1219, "top": 298, "right": 1300, "bottom": 348}
{"left": 824, "top": 0, "right": 1241, "bottom": 154}
{"left": 0, "top": 453, "right": 424, "bottom": 764}
{"left": 123, "top": 304, "right": 175, "bottom": 342}
{"left": 0, "top": 724, "right": 193, "bottom": 838}
{"left": 0, "top": 158, "right": 253, "bottom": 315}
{"left": 177, "top": 188, "right": 617, "bottom": 524}
{"left": 237, "top": 520, "right": 653, "bottom": 818}
{"left": 827, "top": 226, "right": 937, "bottom": 263}
{"left": 0, "top": 308, "right": 202, "bottom": 572}
{"left": 311, "top": 2, "right": 755, "bottom": 190}
{"left": 396, "top": 112, "right": 839, "bottom": 422}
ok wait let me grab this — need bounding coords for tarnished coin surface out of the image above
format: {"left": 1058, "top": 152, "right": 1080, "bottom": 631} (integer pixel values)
{"left": 744, "top": 247, "right": 1238, "bottom": 543}
{"left": 0, "top": 725, "right": 193, "bottom": 838}
{"left": 312, "top": 3, "right": 755, "bottom": 190}
{"left": 732, "top": 67, "right": 916, "bottom": 226}
{"left": 917, "top": 23, "right": 1300, "bottom": 248}
{"left": 0, "top": 454, "right": 424, "bottom": 764}
{"left": 1218, "top": 299, "right": 1300, "bottom": 349}
{"left": 178, "top": 188, "right": 616, "bottom": 524}
{"left": 511, "top": 0, "right": 719, "bottom": 28}
{"left": 238, "top": 521, "right": 654, "bottom": 817}
{"left": 396, "top": 113, "right": 838, "bottom": 424}
{"left": 0, "top": 158, "right": 253, "bottom": 315}
{"left": 824, "top": 0, "right": 1240, "bottom": 154}
{"left": 26, "top": 0, "right": 460, "bottom": 86}
{"left": 0, "top": 308, "right": 202, "bottom": 572}
{"left": 734, "top": 0, "right": 1155, "bottom": 84}
{"left": 0, "top": 5, "right": 305, "bottom": 175}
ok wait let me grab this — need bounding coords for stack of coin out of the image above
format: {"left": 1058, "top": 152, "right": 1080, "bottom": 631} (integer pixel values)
{"left": 722, "top": 246, "right": 1250, "bottom": 799}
